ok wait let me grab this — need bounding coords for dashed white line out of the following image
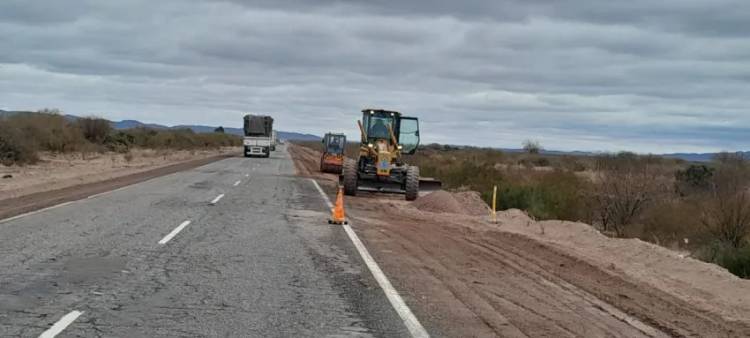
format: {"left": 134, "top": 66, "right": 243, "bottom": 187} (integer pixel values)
{"left": 244, "top": 174, "right": 250, "bottom": 177}
{"left": 210, "top": 194, "right": 225, "bottom": 204}
{"left": 233, "top": 180, "right": 241, "bottom": 187}
{"left": 158, "top": 220, "right": 191, "bottom": 244}
{"left": 38, "top": 310, "right": 83, "bottom": 338}
{"left": 309, "top": 179, "right": 429, "bottom": 338}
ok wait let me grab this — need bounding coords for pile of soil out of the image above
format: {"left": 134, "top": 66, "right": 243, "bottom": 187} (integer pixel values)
{"left": 413, "top": 190, "right": 489, "bottom": 216}
{"left": 453, "top": 191, "right": 491, "bottom": 216}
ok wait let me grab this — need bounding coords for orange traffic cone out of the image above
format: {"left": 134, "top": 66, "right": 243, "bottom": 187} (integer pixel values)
{"left": 328, "top": 186, "right": 348, "bottom": 225}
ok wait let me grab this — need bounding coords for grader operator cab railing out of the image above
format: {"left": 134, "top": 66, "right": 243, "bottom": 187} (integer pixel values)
{"left": 342, "top": 109, "right": 441, "bottom": 201}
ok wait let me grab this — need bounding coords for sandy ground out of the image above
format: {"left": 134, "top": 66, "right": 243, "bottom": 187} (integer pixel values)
{"left": 0, "top": 147, "right": 239, "bottom": 201}
{"left": 289, "top": 143, "right": 750, "bottom": 337}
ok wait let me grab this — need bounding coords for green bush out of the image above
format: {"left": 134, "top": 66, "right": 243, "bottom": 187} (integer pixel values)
{"left": 498, "top": 170, "right": 587, "bottom": 220}
{"left": 703, "top": 244, "right": 750, "bottom": 278}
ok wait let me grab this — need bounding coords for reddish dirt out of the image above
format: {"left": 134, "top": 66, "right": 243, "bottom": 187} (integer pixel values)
{"left": 413, "top": 190, "right": 489, "bottom": 216}
{"left": 0, "top": 153, "right": 234, "bottom": 220}
{"left": 289, "top": 143, "right": 750, "bottom": 338}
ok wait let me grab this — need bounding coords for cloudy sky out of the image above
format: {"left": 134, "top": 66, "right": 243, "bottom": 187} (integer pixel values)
{"left": 1, "top": 0, "right": 749, "bottom": 153}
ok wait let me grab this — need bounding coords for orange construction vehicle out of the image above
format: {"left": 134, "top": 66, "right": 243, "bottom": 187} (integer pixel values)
{"left": 320, "top": 132, "right": 346, "bottom": 174}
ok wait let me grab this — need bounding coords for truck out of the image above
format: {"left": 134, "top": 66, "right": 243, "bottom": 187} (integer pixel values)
{"left": 243, "top": 114, "right": 274, "bottom": 158}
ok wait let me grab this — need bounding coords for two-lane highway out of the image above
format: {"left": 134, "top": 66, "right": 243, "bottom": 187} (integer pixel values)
{"left": 0, "top": 145, "right": 411, "bottom": 337}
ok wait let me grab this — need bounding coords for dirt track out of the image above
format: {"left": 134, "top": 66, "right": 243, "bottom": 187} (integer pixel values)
{"left": 289, "top": 143, "right": 750, "bottom": 337}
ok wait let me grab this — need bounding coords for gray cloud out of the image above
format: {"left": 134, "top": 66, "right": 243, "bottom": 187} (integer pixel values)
{"left": 1, "top": 0, "right": 749, "bottom": 153}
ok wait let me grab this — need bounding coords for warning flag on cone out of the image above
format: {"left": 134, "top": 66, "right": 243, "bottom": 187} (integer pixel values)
{"left": 329, "top": 186, "right": 347, "bottom": 225}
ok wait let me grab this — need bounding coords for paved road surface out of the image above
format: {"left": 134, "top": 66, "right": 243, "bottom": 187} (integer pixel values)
{"left": 0, "top": 145, "right": 409, "bottom": 337}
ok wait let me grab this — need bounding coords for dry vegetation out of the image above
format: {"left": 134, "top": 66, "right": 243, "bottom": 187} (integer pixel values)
{"left": 0, "top": 110, "right": 241, "bottom": 166}
{"left": 295, "top": 140, "right": 750, "bottom": 278}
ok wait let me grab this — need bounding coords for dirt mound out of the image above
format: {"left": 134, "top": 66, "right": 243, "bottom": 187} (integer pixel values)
{"left": 413, "top": 190, "right": 489, "bottom": 216}
{"left": 453, "top": 191, "right": 490, "bottom": 216}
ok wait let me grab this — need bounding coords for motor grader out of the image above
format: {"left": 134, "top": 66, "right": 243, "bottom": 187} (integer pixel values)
{"left": 342, "top": 109, "right": 441, "bottom": 201}
{"left": 320, "top": 132, "right": 346, "bottom": 174}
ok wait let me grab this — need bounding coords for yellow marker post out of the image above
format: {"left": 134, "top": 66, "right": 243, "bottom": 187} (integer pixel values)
{"left": 492, "top": 185, "right": 498, "bottom": 224}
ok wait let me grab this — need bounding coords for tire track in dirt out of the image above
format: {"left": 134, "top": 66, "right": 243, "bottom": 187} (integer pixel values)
{"left": 368, "top": 214, "right": 660, "bottom": 337}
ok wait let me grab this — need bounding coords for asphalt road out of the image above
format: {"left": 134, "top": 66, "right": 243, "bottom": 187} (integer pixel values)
{"left": 0, "top": 145, "right": 409, "bottom": 337}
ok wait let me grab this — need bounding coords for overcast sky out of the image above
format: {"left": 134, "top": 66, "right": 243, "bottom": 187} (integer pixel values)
{"left": 1, "top": 0, "right": 749, "bottom": 153}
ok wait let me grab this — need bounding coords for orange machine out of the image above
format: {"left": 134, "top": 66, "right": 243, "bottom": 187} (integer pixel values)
{"left": 320, "top": 133, "right": 346, "bottom": 174}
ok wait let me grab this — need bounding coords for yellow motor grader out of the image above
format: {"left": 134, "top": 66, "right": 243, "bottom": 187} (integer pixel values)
{"left": 342, "top": 108, "right": 441, "bottom": 201}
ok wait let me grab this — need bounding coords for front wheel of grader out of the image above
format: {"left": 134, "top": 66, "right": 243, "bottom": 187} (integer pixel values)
{"left": 405, "top": 165, "right": 420, "bottom": 201}
{"left": 343, "top": 160, "right": 358, "bottom": 196}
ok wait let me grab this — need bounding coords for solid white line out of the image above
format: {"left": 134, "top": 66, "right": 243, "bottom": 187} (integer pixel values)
{"left": 158, "top": 220, "right": 191, "bottom": 244}
{"left": 0, "top": 201, "right": 74, "bottom": 224}
{"left": 38, "top": 310, "right": 83, "bottom": 338}
{"left": 233, "top": 180, "right": 241, "bottom": 187}
{"left": 309, "top": 179, "right": 429, "bottom": 338}
{"left": 210, "top": 194, "right": 225, "bottom": 204}
{"left": 86, "top": 184, "right": 133, "bottom": 199}
{"left": 311, "top": 180, "right": 334, "bottom": 209}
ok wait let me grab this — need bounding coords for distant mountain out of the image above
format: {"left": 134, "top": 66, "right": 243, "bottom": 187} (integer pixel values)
{"left": 662, "top": 151, "right": 750, "bottom": 163}
{"left": 112, "top": 119, "right": 169, "bottom": 130}
{"left": 108, "top": 118, "right": 320, "bottom": 141}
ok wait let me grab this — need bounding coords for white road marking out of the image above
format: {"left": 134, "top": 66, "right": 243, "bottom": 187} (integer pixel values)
{"left": 38, "top": 310, "right": 83, "bottom": 338}
{"left": 0, "top": 201, "right": 74, "bottom": 224}
{"left": 210, "top": 194, "right": 225, "bottom": 204}
{"left": 309, "top": 179, "right": 429, "bottom": 338}
{"left": 233, "top": 180, "right": 241, "bottom": 187}
{"left": 86, "top": 184, "right": 133, "bottom": 199}
{"left": 244, "top": 174, "right": 250, "bottom": 177}
{"left": 311, "top": 180, "right": 334, "bottom": 209}
{"left": 158, "top": 220, "right": 191, "bottom": 244}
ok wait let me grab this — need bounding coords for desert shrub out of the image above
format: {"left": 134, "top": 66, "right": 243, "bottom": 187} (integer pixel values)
{"left": 0, "top": 123, "right": 39, "bottom": 165}
{"left": 523, "top": 140, "right": 542, "bottom": 154}
{"left": 559, "top": 155, "right": 589, "bottom": 172}
{"left": 533, "top": 156, "right": 551, "bottom": 167}
{"left": 701, "top": 243, "right": 750, "bottom": 278}
{"left": 637, "top": 198, "right": 706, "bottom": 247}
{"left": 700, "top": 159, "right": 750, "bottom": 248}
{"left": 1, "top": 111, "right": 241, "bottom": 165}
{"left": 77, "top": 117, "right": 112, "bottom": 144}
{"left": 7, "top": 111, "right": 86, "bottom": 153}
{"left": 105, "top": 127, "right": 240, "bottom": 150}
{"left": 104, "top": 131, "right": 135, "bottom": 153}
{"left": 498, "top": 170, "right": 587, "bottom": 220}
{"left": 589, "top": 152, "right": 673, "bottom": 237}
{"left": 675, "top": 164, "right": 714, "bottom": 195}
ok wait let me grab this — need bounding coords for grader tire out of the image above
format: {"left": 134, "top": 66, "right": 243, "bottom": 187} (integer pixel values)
{"left": 405, "top": 166, "right": 420, "bottom": 201}
{"left": 343, "top": 160, "right": 358, "bottom": 196}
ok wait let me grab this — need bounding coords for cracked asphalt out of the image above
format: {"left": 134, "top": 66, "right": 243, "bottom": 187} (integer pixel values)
{"left": 0, "top": 145, "right": 409, "bottom": 337}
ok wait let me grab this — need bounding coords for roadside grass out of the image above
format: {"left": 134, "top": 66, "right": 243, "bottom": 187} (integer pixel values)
{"left": 0, "top": 110, "right": 241, "bottom": 166}
{"left": 295, "top": 140, "right": 750, "bottom": 279}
